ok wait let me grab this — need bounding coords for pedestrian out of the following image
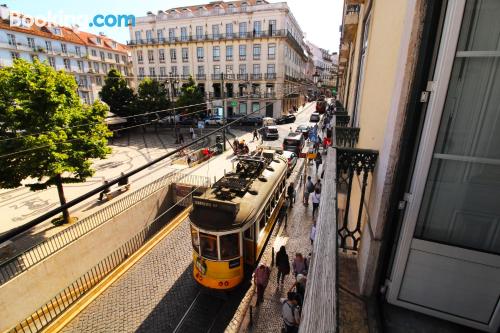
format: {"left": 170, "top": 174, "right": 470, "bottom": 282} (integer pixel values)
{"left": 276, "top": 246, "right": 290, "bottom": 284}
{"left": 278, "top": 198, "right": 289, "bottom": 226}
{"left": 253, "top": 264, "right": 271, "bottom": 305}
{"left": 310, "top": 222, "right": 317, "bottom": 245}
{"left": 303, "top": 176, "right": 314, "bottom": 206}
{"left": 289, "top": 274, "right": 307, "bottom": 307}
{"left": 281, "top": 292, "right": 300, "bottom": 333}
{"left": 253, "top": 128, "right": 258, "bottom": 141}
{"left": 315, "top": 153, "right": 322, "bottom": 173}
{"left": 289, "top": 126, "right": 293, "bottom": 133}
{"left": 98, "top": 180, "right": 110, "bottom": 201}
{"left": 287, "top": 182, "right": 295, "bottom": 207}
{"left": 314, "top": 179, "right": 322, "bottom": 193}
{"left": 189, "top": 126, "right": 195, "bottom": 140}
{"left": 292, "top": 253, "right": 308, "bottom": 277}
{"left": 178, "top": 133, "right": 184, "bottom": 144}
{"left": 312, "top": 188, "right": 321, "bottom": 218}
{"left": 187, "top": 155, "right": 191, "bottom": 166}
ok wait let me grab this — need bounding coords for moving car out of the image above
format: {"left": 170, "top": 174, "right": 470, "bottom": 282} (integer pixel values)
{"left": 260, "top": 125, "right": 279, "bottom": 140}
{"left": 309, "top": 112, "right": 321, "bottom": 123}
{"left": 204, "top": 115, "right": 224, "bottom": 126}
{"left": 295, "top": 124, "right": 311, "bottom": 140}
{"left": 179, "top": 117, "right": 198, "bottom": 126}
{"left": 276, "top": 114, "right": 296, "bottom": 124}
{"left": 262, "top": 117, "right": 276, "bottom": 126}
{"left": 159, "top": 115, "right": 180, "bottom": 126}
{"left": 283, "top": 132, "right": 305, "bottom": 155}
{"left": 281, "top": 150, "right": 298, "bottom": 175}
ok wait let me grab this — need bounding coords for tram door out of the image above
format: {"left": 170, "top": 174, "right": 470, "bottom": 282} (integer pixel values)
{"left": 243, "top": 224, "right": 255, "bottom": 265}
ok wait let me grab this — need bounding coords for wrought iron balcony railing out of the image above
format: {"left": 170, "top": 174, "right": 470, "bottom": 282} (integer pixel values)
{"left": 250, "top": 73, "right": 262, "bottom": 80}
{"left": 334, "top": 127, "right": 360, "bottom": 148}
{"left": 335, "top": 114, "right": 350, "bottom": 127}
{"left": 196, "top": 74, "right": 206, "bottom": 80}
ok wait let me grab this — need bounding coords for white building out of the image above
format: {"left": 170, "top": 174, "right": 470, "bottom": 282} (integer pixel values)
{"left": 306, "top": 40, "right": 337, "bottom": 94}
{"left": 0, "top": 6, "right": 134, "bottom": 104}
{"left": 128, "top": 0, "right": 309, "bottom": 118}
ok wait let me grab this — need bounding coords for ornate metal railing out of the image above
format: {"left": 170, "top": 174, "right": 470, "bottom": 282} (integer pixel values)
{"left": 335, "top": 115, "right": 350, "bottom": 127}
{"left": 334, "top": 127, "right": 360, "bottom": 148}
{"left": 336, "top": 147, "right": 378, "bottom": 251}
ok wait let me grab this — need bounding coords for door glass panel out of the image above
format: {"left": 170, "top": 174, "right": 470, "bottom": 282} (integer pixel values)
{"left": 414, "top": 0, "right": 500, "bottom": 254}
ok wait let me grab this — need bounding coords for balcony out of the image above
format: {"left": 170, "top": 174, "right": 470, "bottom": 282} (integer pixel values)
{"left": 211, "top": 74, "right": 223, "bottom": 80}
{"left": 263, "top": 92, "right": 276, "bottom": 99}
{"left": 196, "top": 74, "right": 206, "bottom": 80}
{"left": 250, "top": 73, "right": 262, "bottom": 80}
{"left": 237, "top": 74, "right": 249, "bottom": 80}
{"left": 265, "top": 73, "right": 276, "bottom": 80}
{"left": 180, "top": 74, "right": 191, "bottom": 80}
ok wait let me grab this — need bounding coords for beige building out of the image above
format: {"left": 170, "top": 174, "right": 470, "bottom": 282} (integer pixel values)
{"left": 318, "top": 0, "right": 500, "bottom": 332}
{"left": 305, "top": 40, "right": 337, "bottom": 95}
{"left": 128, "top": 0, "right": 309, "bottom": 118}
{"left": 0, "top": 6, "right": 134, "bottom": 104}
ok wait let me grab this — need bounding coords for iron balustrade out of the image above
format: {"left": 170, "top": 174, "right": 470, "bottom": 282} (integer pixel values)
{"left": 265, "top": 73, "right": 277, "bottom": 80}
{"left": 196, "top": 74, "right": 206, "bottom": 80}
{"left": 237, "top": 74, "right": 249, "bottom": 80}
{"left": 334, "top": 127, "right": 360, "bottom": 148}
{"left": 335, "top": 147, "right": 378, "bottom": 252}
{"left": 250, "top": 73, "right": 262, "bottom": 80}
{"left": 335, "top": 115, "right": 350, "bottom": 127}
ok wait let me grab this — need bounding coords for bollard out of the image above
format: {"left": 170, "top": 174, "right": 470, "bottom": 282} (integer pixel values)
{"left": 271, "top": 247, "right": 275, "bottom": 267}
{"left": 249, "top": 305, "right": 253, "bottom": 327}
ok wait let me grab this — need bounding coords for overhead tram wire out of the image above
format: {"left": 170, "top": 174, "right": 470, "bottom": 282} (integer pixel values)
{"left": 0, "top": 88, "right": 305, "bottom": 243}
{"left": 0, "top": 84, "right": 307, "bottom": 158}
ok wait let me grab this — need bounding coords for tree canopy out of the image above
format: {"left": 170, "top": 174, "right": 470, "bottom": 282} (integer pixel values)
{"left": 0, "top": 59, "right": 112, "bottom": 224}
{"left": 99, "top": 68, "right": 136, "bottom": 117}
{"left": 176, "top": 76, "right": 205, "bottom": 116}
{"left": 137, "top": 78, "right": 170, "bottom": 120}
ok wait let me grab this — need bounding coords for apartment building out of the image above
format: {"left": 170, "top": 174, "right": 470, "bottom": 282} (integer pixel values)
{"left": 306, "top": 41, "right": 337, "bottom": 95}
{"left": 0, "top": 6, "right": 134, "bottom": 104}
{"left": 334, "top": 0, "right": 500, "bottom": 331}
{"left": 128, "top": 0, "right": 309, "bottom": 118}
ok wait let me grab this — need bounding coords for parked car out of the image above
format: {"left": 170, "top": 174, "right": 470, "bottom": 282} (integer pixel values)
{"left": 310, "top": 112, "right": 321, "bottom": 123}
{"left": 179, "top": 117, "right": 198, "bottom": 126}
{"left": 276, "top": 114, "right": 296, "bottom": 124}
{"left": 239, "top": 116, "right": 263, "bottom": 126}
{"left": 159, "top": 115, "right": 180, "bottom": 126}
{"left": 204, "top": 115, "right": 224, "bottom": 126}
{"left": 259, "top": 125, "right": 279, "bottom": 140}
{"left": 281, "top": 150, "right": 298, "bottom": 175}
{"left": 226, "top": 114, "right": 244, "bottom": 125}
{"left": 283, "top": 132, "right": 305, "bottom": 155}
{"left": 295, "top": 124, "right": 311, "bottom": 140}
{"left": 263, "top": 117, "right": 276, "bottom": 126}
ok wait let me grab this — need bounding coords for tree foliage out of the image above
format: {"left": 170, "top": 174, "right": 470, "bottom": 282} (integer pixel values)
{"left": 0, "top": 59, "right": 112, "bottom": 223}
{"left": 137, "top": 78, "right": 170, "bottom": 119}
{"left": 175, "top": 76, "right": 205, "bottom": 116}
{"left": 99, "top": 68, "right": 136, "bottom": 117}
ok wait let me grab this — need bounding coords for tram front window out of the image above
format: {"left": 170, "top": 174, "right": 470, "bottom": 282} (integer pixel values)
{"left": 220, "top": 233, "right": 240, "bottom": 260}
{"left": 199, "top": 233, "right": 218, "bottom": 260}
{"left": 191, "top": 225, "right": 200, "bottom": 253}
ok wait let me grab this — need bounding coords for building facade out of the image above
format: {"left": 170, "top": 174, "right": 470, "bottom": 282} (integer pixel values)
{"left": 334, "top": 0, "right": 500, "bottom": 332}
{"left": 306, "top": 41, "right": 337, "bottom": 95}
{"left": 128, "top": 0, "right": 309, "bottom": 118}
{"left": 0, "top": 6, "right": 134, "bottom": 104}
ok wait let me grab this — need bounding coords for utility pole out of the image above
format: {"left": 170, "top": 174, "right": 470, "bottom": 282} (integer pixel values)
{"left": 221, "top": 72, "right": 226, "bottom": 151}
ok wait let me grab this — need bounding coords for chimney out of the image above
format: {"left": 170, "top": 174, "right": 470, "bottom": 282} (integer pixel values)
{"left": 99, "top": 32, "right": 106, "bottom": 36}
{"left": 0, "top": 4, "right": 9, "bottom": 20}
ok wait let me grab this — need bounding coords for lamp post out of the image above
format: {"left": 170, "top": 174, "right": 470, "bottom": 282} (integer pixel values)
{"left": 312, "top": 71, "right": 320, "bottom": 99}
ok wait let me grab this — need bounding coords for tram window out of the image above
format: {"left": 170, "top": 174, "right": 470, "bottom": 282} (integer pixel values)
{"left": 199, "top": 233, "right": 218, "bottom": 260}
{"left": 244, "top": 226, "right": 253, "bottom": 240}
{"left": 220, "top": 233, "right": 240, "bottom": 260}
{"left": 259, "top": 215, "right": 266, "bottom": 231}
{"left": 191, "top": 226, "right": 200, "bottom": 252}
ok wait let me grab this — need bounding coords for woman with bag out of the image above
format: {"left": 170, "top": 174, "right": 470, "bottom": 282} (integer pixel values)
{"left": 276, "top": 246, "right": 290, "bottom": 284}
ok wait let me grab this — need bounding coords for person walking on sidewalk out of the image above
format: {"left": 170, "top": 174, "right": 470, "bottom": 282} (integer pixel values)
{"left": 310, "top": 222, "right": 317, "bottom": 245}
{"left": 314, "top": 153, "right": 322, "bottom": 174}
{"left": 189, "top": 126, "right": 195, "bottom": 140}
{"left": 276, "top": 246, "right": 290, "bottom": 285}
{"left": 281, "top": 292, "right": 301, "bottom": 333}
{"left": 292, "top": 253, "right": 308, "bottom": 277}
{"left": 287, "top": 182, "right": 295, "bottom": 207}
{"left": 253, "top": 128, "right": 259, "bottom": 141}
{"left": 312, "top": 188, "right": 321, "bottom": 218}
{"left": 303, "top": 176, "right": 314, "bottom": 206}
{"left": 253, "top": 264, "right": 271, "bottom": 305}
{"left": 314, "top": 179, "right": 322, "bottom": 194}
{"left": 178, "top": 133, "right": 184, "bottom": 144}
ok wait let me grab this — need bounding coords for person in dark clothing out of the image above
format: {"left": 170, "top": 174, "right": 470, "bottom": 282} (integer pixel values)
{"left": 253, "top": 128, "right": 259, "bottom": 141}
{"left": 98, "top": 180, "right": 110, "bottom": 201}
{"left": 178, "top": 133, "right": 184, "bottom": 144}
{"left": 287, "top": 182, "right": 295, "bottom": 207}
{"left": 276, "top": 246, "right": 290, "bottom": 284}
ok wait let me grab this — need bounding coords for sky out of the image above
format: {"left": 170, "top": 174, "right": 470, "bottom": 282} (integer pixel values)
{"left": 9, "top": 0, "right": 343, "bottom": 52}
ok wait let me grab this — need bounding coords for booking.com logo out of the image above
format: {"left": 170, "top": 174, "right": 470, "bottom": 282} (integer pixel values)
{"left": 9, "top": 10, "right": 135, "bottom": 29}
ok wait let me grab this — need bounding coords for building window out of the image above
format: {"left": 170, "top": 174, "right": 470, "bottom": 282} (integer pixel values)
{"left": 63, "top": 59, "right": 71, "bottom": 71}
{"left": 181, "top": 27, "right": 188, "bottom": 41}
{"left": 239, "top": 103, "right": 247, "bottom": 114}
{"left": 77, "top": 60, "right": 84, "bottom": 72}
{"left": 60, "top": 43, "right": 66, "bottom": 54}
{"left": 253, "top": 64, "right": 260, "bottom": 74}
{"left": 196, "top": 26, "right": 203, "bottom": 40}
{"left": 168, "top": 28, "right": 175, "bottom": 42}
{"left": 253, "top": 44, "right": 261, "bottom": 60}
{"left": 253, "top": 21, "right": 262, "bottom": 37}
{"left": 102, "top": 63, "right": 108, "bottom": 73}
{"left": 226, "top": 23, "right": 233, "bottom": 38}
{"left": 213, "top": 65, "right": 221, "bottom": 74}
{"left": 239, "top": 45, "right": 246, "bottom": 60}
{"left": 100, "top": 51, "right": 105, "bottom": 61}
{"left": 137, "top": 50, "right": 143, "bottom": 63}
{"left": 171, "top": 66, "right": 177, "bottom": 75}
{"left": 239, "top": 64, "right": 246, "bottom": 74}
{"left": 212, "top": 24, "right": 220, "bottom": 39}
{"left": 135, "top": 31, "right": 141, "bottom": 41}
{"left": 198, "top": 65, "right": 204, "bottom": 74}
{"left": 157, "top": 29, "right": 164, "bottom": 41}
{"left": 115, "top": 54, "right": 120, "bottom": 63}
{"left": 182, "top": 48, "right": 188, "bottom": 62}
{"left": 226, "top": 45, "right": 233, "bottom": 61}
{"left": 27, "top": 37, "right": 35, "bottom": 49}
{"left": 48, "top": 56, "right": 56, "bottom": 68}
{"left": 269, "top": 19, "right": 277, "bottom": 35}
{"left": 145, "top": 30, "right": 153, "bottom": 42}
{"left": 96, "top": 76, "right": 103, "bottom": 86}
{"left": 226, "top": 64, "right": 233, "bottom": 74}
{"left": 239, "top": 22, "right": 247, "bottom": 38}
{"left": 149, "top": 67, "right": 155, "bottom": 77}
{"left": 122, "top": 55, "right": 127, "bottom": 63}
{"left": 148, "top": 50, "right": 154, "bottom": 63}
{"left": 213, "top": 46, "right": 220, "bottom": 61}
{"left": 91, "top": 49, "right": 97, "bottom": 57}
{"left": 268, "top": 43, "right": 276, "bottom": 60}
{"left": 138, "top": 67, "right": 144, "bottom": 78}
{"left": 159, "top": 66, "right": 167, "bottom": 78}
{"left": 252, "top": 102, "right": 260, "bottom": 113}
{"left": 197, "top": 47, "right": 204, "bottom": 61}
{"left": 93, "top": 62, "right": 99, "bottom": 73}
{"left": 107, "top": 52, "right": 112, "bottom": 59}
{"left": 10, "top": 52, "right": 20, "bottom": 60}
{"left": 7, "top": 33, "right": 16, "bottom": 46}
{"left": 45, "top": 41, "right": 52, "bottom": 52}
{"left": 241, "top": 2, "right": 248, "bottom": 12}
{"left": 170, "top": 49, "right": 177, "bottom": 62}
{"left": 159, "top": 49, "right": 165, "bottom": 62}
{"left": 183, "top": 65, "right": 189, "bottom": 75}
{"left": 267, "top": 64, "right": 275, "bottom": 74}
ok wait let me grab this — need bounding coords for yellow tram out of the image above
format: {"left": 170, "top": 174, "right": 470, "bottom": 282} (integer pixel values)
{"left": 189, "top": 150, "right": 288, "bottom": 290}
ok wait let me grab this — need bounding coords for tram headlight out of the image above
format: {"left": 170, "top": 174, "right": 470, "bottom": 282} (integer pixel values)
{"left": 218, "top": 281, "right": 224, "bottom": 287}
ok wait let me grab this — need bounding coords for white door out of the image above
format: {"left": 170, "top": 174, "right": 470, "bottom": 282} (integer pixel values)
{"left": 388, "top": 1, "right": 500, "bottom": 332}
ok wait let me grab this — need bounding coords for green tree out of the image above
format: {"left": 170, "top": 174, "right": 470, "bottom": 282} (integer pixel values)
{"left": 0, "top": 59, "right": 112, "bottom": 224}
{"left": 99, "top": 68, "right": 136, "bottom": 117}
{"left": 137, "top": 78, "right": 170, "bottom": 120}
{"left": 176, "top": 76, "right": 205, "bottom": 116}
